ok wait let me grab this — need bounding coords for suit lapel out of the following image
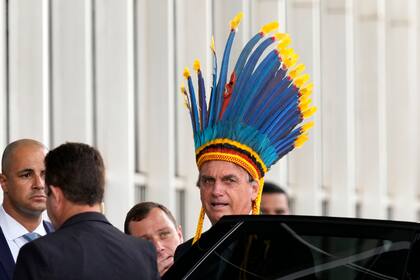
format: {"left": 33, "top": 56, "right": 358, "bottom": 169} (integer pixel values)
{"left": 0, "top": 227, "right": 15, "bottom": 280}
{"left": 43, "top": 221, "right": 54, "bottom": 233}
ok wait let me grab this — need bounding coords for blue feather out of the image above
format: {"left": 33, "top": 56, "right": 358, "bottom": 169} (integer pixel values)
{"left": 233, "top": 33, "right": 263, "bottom": 78}
{"left": 253, "top": 79, "right": 295, "bottom": 128}
{"left": 223, "top": 36, "right": 276, "bottom": 120}
{"left": 244, "top": 67, "right": 287, "bottom": 124}
{"left": 233, "top": 52, "right": 281, "bottom": 120}
{"left": 197, "top": 70, "right": 207, "bottom": 131}
{"left": 211, "top": 30, "right": 237, "bottom": 125}
{"left": 206, "top": 47, "right": 218, "bottom": 129}
{"left": 187, "top": 77, "right": 200, "bottom": 136}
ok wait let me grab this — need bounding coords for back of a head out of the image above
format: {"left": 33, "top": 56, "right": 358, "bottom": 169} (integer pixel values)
{"left": 45, "top": 142, "right": 105, "bottom": 205}
{"left": 124, "top": 201, "right": 177, "bottom": 234}
{"left": 263, "top": 182, "right": 287, "bottom": 195}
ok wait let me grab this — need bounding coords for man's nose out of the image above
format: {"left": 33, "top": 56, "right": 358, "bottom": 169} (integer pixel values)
{"left": 153, "top": 239, "right": 165, "bottom": 253}
{"left": 33, "top": 174, "right": 45, "bottom": 189}
{"left": 211, "top": 181, "right": 224, "bottom": 196}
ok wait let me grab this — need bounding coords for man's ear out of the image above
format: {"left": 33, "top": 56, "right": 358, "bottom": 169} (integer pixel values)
{"left": 177, "top": 224, "right": 184, "bottom": 243}
{"left": 49, "top": 185, "right": 64, "bottom": 205}
{"left": 0, "top": 173, "right": 8, "bottom": 193}
{"left": 250, "top": 180, "right": 259, "bottom": 202}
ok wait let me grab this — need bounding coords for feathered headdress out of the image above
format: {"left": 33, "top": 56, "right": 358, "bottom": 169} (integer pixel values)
{"left": 181, "top": 12, "right": 316, "bottom": 243}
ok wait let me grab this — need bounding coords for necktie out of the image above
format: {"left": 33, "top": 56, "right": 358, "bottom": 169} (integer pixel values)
{"left": 22, "top": 232, "right": 41, "bottom": 242}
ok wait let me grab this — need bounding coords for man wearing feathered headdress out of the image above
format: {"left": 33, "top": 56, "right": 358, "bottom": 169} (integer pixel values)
{"left": 175, "top": 12, "right": 316, "bottom": 259}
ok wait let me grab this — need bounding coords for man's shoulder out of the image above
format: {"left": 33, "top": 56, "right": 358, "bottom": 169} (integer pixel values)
{"left": 174, "top": 237, "right": 194, "bottom": 262}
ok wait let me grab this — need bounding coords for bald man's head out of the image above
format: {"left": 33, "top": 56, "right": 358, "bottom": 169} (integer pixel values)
{"left": 1, "top": 139, "right": 47, "bottom": 174}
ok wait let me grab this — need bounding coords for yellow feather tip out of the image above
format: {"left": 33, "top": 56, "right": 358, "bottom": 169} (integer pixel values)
{"left": 183, "top": 67, "right": 191, "bottom": 79}
{"left": 193, "top": 59, "right": 201, "bottom": 72}
{"left": 299, "top": 97, "right": 312, "bottom": 109}
{"left": 278, "top": 47, "right": 293, "bottom": 59}
{"left": 275, "top": 33, "right": 291, "bottom": 48}
{"left": 301, "top": 121, "right": 315, "bottom": 133}
{"left": 180, "top": 83, "right": 186, "bottom": 93}
{"left": 294, "top": 73, "right": 310, "bottom": 88}
{"left": 289, "top": 64, "right": 306, "bottom": 80}
{"left": 284, "top": 52, "right": 299, "bottom": 68}
{"left": 260, "top": 21, "right": 279, "bottom": 34}
{"left": 303, "top": 106, "right": 317, "bottom": 118}
{"left": 295, "top": 134, "right": 309, "bottom": 148}
{"left": 230, "top": 11, "right": 244, "bottom": 30}
{"left": 274, "top": 34, "right": 290, "bottom": 49}
{"left": 299, "top": 102, "right": 309, "bottom": 112}
{"left": 210, "top": 36, "right": 215, "bottom": 52}
{"left": 300, "top": 83, "right": 314, "bottom": 96}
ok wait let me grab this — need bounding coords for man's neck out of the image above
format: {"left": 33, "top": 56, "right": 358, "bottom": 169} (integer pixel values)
{"left": 2, "top": 202, "right": 43, "bottom": 232}
{"left": 57, "top": 203, "right": 102, "bottom": 229}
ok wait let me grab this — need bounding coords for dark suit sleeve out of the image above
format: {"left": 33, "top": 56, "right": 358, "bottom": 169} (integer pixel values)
{"left": 142, "top": 239, "right": 161, "bottom": 280}
{"left": 13, "top": 243, "right": 49, "bottom": 280}
{"left": 174, "top": 239, "right": 193, "bottom": 262}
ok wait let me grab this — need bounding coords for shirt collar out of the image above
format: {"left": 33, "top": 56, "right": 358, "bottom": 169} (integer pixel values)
{"left": 0, "top": 205, "right": 47, "bottom": 241}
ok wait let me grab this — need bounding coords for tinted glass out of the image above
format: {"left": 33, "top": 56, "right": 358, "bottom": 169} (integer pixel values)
{"left": 185, "top": 220, "right": 412, "bottom": 280}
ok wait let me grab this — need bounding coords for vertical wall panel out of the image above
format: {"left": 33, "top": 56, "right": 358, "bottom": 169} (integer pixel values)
{"left": 354, "top": 0, "right": 387, "bottom": 219}
{"left": 0, "top": 0, "right": 7, "bottom": 151}
{"left": 8, "top": 0, "right": 50, "bottom": 144}
{"left": 387, "top": 0, "right": 417, "bottom": 221}
{"left": 51, "top": 0, "right": 93, "bottom": 146}
{"left": 0, "top": 0, "right": 5, "bottom": 203}
{"left": 95, "top": 0, "right": 135, "bottom": 229}
{"left": 287, "top": 0, "right": 323, "bottom": 215}
{"left": 134, "top": 0, "right": 148, "bottom": 173}
{"left": 144, "top": 0, "right": 176, "bottom": 211}
{"left": 321, "top": 0, "right": 356, "bottom": 217}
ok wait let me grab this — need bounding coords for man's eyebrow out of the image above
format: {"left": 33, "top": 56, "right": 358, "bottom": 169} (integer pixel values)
{"left": 17, "top": 168, "right": 34, "bottom": 174}
{"left": 221, "top": 174, "right": 238, "bottom": 180}
{"left": 200, "top": 175, "right": 215, "bottom": 179}
{"left": 157, "top": 226, "right": 172, "bottom": 232}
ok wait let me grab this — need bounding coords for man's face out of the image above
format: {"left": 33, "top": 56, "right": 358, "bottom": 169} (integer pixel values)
{"left": 198, "top": 160, "right": 259, "bottom": 225}
{"left": 260, "top": 193, "right": 290, "bottom": 215}
{"left": 0, "top": 144, "right": 47, "bottom": 217}
{"left": 128, "top": 207, "right": 183, "bottom": 276}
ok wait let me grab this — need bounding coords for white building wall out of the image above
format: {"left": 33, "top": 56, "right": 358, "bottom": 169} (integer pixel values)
{"left": 0, "top": 0, "right": 419, "bottom": 238}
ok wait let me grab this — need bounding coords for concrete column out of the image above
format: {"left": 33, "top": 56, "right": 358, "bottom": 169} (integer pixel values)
{"left": 286, "top": 0, "right": 323, "bottom": 215}
{"left": 95, "top": 0, "right": 135, "bottom": 229}
{"left": 354, "top": 0, "right": 388, "bottom": 219}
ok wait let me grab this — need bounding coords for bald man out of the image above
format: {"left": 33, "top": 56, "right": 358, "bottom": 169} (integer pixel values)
{"left": 0, "top": 139, "right": 54, "bottom": 280}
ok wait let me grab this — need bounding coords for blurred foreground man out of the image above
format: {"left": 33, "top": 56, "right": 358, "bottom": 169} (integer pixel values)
{"left": 0, "top": 139, "right": 53, "bottom": 280}
{"left": 260, "top": 182, "right": 290, "bottom": 215}
{"left": 14, "top": 143, "right": 159, "bottom": 280}
{"left": 125, "top": 202, "right": 183, "bottom": 276}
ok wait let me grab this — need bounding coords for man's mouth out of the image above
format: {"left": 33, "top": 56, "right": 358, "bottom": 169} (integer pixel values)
{"left": 211, "top": 202, "right": 228, "bottom": 209}
{"left": 31, "top": 194, "right": 47, "bottom": 200}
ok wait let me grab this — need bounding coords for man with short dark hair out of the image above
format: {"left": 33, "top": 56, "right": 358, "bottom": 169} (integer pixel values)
{"left": 260, "top": 181, "right": 290, "bottom": 215}
{"left": 125, "top": 202, "right": 183, "bottom": 276}
{"left": 13, "top": 143, "right": 159, "bottom": 280}
{"left": 0, "top": 139, "right": 53, "bottom": 280}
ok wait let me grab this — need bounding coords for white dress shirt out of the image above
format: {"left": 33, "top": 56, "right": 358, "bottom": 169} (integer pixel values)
{"left": 0, "top": 205, "right": 47, "bottom": 261}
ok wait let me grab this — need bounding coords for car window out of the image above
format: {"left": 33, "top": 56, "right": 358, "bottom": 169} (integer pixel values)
{"left": 182, "top": 219, "right": 414, "bottom": 280}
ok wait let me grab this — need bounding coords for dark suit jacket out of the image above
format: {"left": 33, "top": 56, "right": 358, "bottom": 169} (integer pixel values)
{"left": 0, "top": 221, "right": 53, "bottom": 280}
{"left": 13, "top": 212, "right": 160, "bottom": 280}
{"left": 174, "top": 231, "right": 209, "bottom": 262}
